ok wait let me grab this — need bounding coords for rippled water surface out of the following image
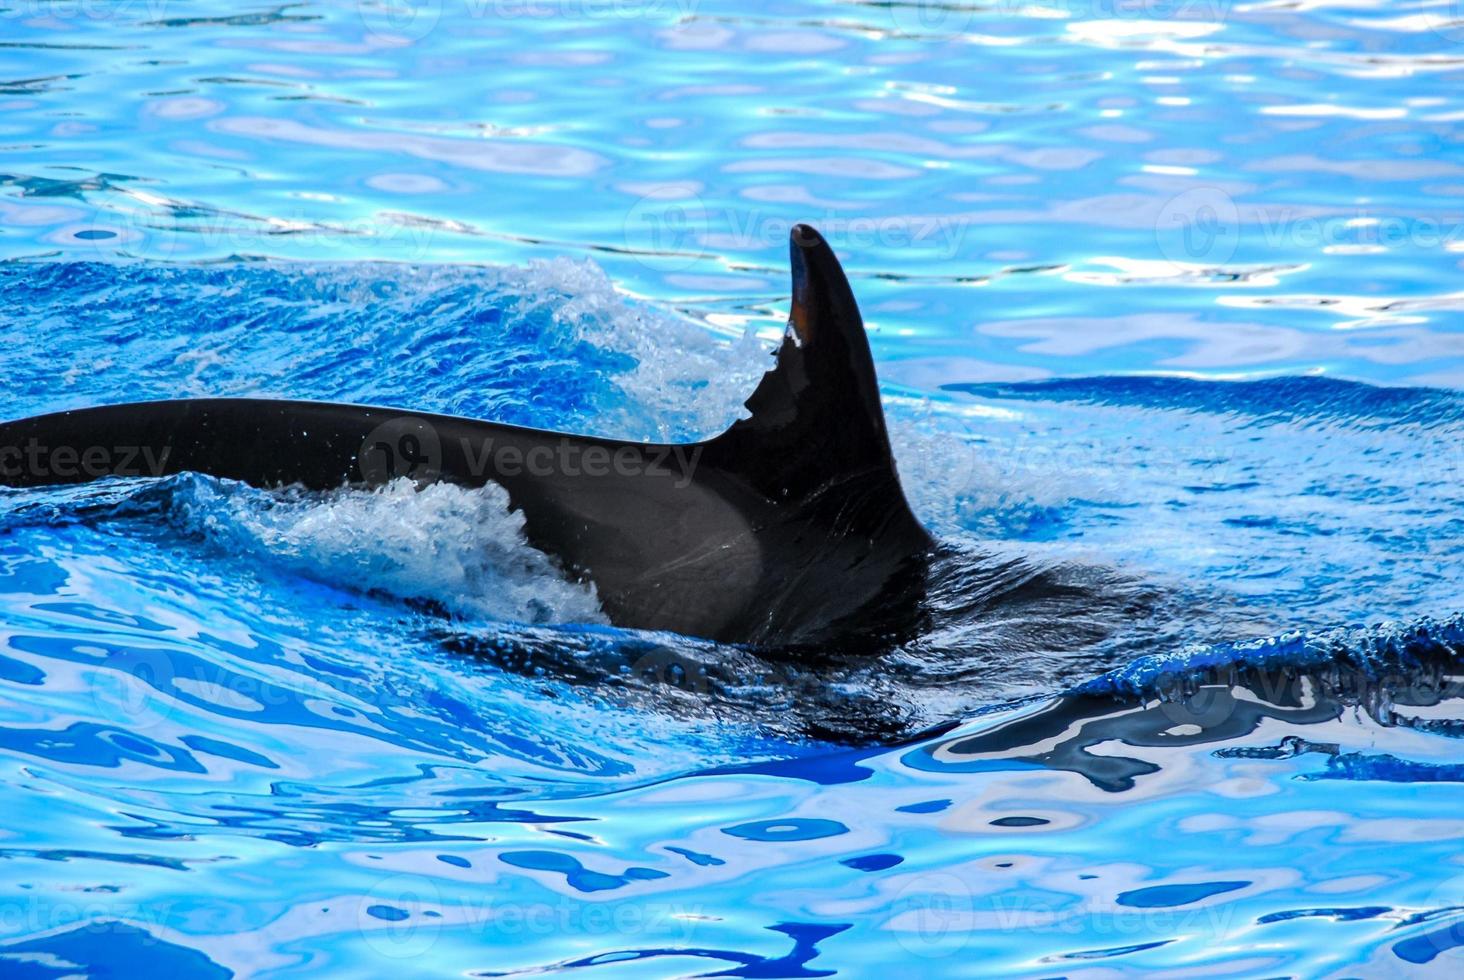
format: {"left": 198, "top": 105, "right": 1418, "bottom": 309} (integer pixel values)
{"left": 3, "top": 1, "right": 1464, "bottom": 976}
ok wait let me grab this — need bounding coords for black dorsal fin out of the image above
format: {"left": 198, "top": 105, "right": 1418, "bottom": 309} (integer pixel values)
{"left": 706, "top": 225, "right": 931, "bottom": 547}
{"left": 743, "top": 224, "right": 892, "bottom": 462}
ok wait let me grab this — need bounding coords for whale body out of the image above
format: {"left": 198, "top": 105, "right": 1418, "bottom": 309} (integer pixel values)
{"left": 0, "top": 225, "right": 934, "bottom": 647}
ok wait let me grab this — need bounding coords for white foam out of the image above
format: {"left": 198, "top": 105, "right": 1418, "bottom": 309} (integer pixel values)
{"left": 170, "top": 476, "right": 606, "bottom": 626}
{"left": 888, "top": 400, "right": 1120, "bottom": 539}
{"left": 497, "top": 259, "right": 1081, "bottom": 539}
{"left": 494, "top": 257, "right": 772, "bottom": 441}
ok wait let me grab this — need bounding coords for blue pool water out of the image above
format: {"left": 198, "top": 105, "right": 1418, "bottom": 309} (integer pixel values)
{"left": 2, "top": 1, "right": 1464, "bottom": 975}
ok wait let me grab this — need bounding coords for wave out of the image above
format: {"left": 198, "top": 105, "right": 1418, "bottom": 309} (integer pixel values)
{"left": 1, "top": 470, "right": 1172, "bottom": 740}
{"left": 3, "top": 473, "right": 606, "bottom": 626}
{"left": 3, "top": 462, "right": 1460, "bottom": 745}
{"left": 908, "top": 613, "right": 1464, "bottom": 791}
{"left": 2, "top": 260, "right": 1462, "bottom": 747}
{"left": 167, "top": 475, "right": 607, "bottom": 626}
{"left": 1088, "top": 613, "right": 1464, "bottom": 703}
{"left": 0, "top": 258, "right": 771, "bottom": 444}
{"left": 950, "top": 374, "right": 1464, "bottom": 429}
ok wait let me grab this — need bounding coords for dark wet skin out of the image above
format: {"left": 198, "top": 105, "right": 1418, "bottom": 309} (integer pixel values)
{"left": 0, "top": 225, "right": 1195, "bottom": 741}
{"left": 0, "top": 225, "right": 933, "bottom": 649}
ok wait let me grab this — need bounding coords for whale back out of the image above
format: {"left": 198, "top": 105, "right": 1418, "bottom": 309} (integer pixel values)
{"left": 0, "top": 226, "right": 934, "bottom": 648}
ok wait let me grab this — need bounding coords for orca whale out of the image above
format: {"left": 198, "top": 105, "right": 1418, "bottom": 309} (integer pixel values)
{"left": 0, "top": 225, "right": 934, "bottom": 647}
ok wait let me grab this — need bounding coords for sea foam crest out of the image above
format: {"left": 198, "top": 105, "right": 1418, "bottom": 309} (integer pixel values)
{"left": 498, "top": 256, "right": 772, "bottom": 441}
{"left": 169, "top": 475, "right": 607, "bottom": 626}
{"left": 1087, "top": 613, "right": 1464, "bottom": 701}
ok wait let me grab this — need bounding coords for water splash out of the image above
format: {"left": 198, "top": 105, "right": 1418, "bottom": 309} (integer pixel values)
{"left": 3, "top": 0, "right": 1464, "bottom": 966}
{"left": 166, "top": 475, "right": 607, "bottom": 626}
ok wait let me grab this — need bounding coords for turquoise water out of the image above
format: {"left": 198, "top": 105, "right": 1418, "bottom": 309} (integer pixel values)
{"left": 3, "top": 1, "right": 1464, "bottom": 976}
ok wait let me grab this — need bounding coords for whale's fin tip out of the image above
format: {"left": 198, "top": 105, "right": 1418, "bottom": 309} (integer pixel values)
{"left": 712, "top": 225, "right": 931, "bottom": 548}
